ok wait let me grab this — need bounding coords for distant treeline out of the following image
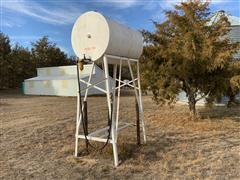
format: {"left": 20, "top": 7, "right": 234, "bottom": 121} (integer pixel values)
{"left": 0, "top": 33, "right": 76, "bottom": 89}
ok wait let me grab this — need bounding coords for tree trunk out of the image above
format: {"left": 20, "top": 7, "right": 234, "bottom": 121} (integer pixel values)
{"left": 188, "top": 91, "right": 197, "bottom": 120}
{"left": 227, "top": 93, "right": 236, "bottom": 108}
{"left": 183, "top": 81, "right": 197, "bottom": 120}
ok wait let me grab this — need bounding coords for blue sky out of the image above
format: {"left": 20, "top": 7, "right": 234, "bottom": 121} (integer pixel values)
{"left": 1, "top": 0, "right": 240, "bottom": 56}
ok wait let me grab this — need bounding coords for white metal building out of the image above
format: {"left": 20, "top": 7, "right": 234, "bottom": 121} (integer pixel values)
{"left": 228, "top": 15, "right": 240, "bottom": 59}
{"left": 23, "top": 64, "right": 113, "bottom": 96}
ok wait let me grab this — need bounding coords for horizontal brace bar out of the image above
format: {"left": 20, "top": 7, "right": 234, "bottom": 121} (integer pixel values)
{"left": 116, "top": 78, "right": 138, "bottom": 83}
{"left": 105, "top": 54, "right": 138, "bottom": 62}
{"left": 114, "top": 84, "right": 139, "bottom": 90}
{"left": 117, "top": 123, "right": 133, "bottom": 131}
{"left": 88, "top": 126, "right": 110, "bottom": 137}
{"left": 99, "top": 123, "right": 135, "bottom": 138}
{"left": 77, "top": 135, "right": 113, "bottom": 143}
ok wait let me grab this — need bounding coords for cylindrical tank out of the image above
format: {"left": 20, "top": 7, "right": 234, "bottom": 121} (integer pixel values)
{"left": 71, "top": 11, "right": 143, "bottom": 61}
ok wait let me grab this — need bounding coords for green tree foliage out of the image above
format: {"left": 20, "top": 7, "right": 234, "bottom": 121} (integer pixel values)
{"left": 31, "top": 36, "right": 73, "bottom": 67}
{"left": 0, "top": 33, "right": 12, "bottom": 89}
{"left": 141, "top": 1, "right": 240, "bottom": 117}
{"left": 0, "top": 33, "right": 75, "bottom": 89}
{"left": 226, "top": 61, "right": 240, "bottom": 107}
{"left": 7, "top": 45, "right": 34, "bottom": 88}
{"left": 0, "top": 32, "right": 11, "bottom": 59}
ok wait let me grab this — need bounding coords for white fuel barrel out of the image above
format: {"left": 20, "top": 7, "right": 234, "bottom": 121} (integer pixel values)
{"left": 71, "top": 11, "right": 143, "bottom": 61}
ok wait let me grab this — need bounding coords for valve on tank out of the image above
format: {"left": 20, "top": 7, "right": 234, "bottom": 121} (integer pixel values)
{"left": 77, "top": 54, "right": 91, "bottom": 71}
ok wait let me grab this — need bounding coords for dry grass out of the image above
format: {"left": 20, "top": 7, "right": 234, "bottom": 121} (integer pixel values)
{"left": 0, "top": 90, "right": 240, "bottom": 179}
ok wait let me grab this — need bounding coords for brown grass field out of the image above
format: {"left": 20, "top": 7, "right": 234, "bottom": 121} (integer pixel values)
{"left": 1, "top": 90, "right": 240, "bottom": 179}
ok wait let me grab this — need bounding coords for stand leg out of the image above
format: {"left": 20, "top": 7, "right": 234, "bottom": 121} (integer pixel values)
{"left": 128, "top": 60, "right": 147, "bottom": 144}
{"left": 103, "top": 56, "right": 118, "bottom": 166}
{"left": 135, "top": 98, "right": 141, "bottom": 145}
{"left": 115, "top": 60, "right": 122, "bottom": 140}
{"left": 75, "top": 131, "right": 79, "bottom": 156}
{"left": 137, "top": 62, "right": 146, "bottom": 143}
{"left": 75, "top": 93, "right": 80, "bottom": 156}
{"left": 75, "top": 63, "right": 93, "bottom": 156}
{"left": 112, "top": 64, "right": 117, "bottom": 138}
{"left": 83, "top": 101, "right": 88, "bottom": 151}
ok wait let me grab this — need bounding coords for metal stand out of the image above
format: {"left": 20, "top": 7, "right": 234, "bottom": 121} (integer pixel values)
{"left": 75, "top": 55, "right": 146, "bottom": 166}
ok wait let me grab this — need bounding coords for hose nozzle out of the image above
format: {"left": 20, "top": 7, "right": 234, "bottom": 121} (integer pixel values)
{"left": 78, "top": 59, "right": 84, "bottom": 71}
{"left": 77, "top": 54, "right": 92, "bottom": 71}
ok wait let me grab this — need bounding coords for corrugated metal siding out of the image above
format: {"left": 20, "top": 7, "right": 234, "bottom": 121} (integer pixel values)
{"left": 24, "top": 64, "right": 114, "bottom": 96}
{"left": 229, "top": 26, "right": 240, "bottom": 59}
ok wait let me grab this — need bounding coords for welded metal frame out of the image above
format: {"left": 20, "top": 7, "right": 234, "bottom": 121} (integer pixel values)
{"left": 75, "top": 54, "right": 146, "bottom": 167}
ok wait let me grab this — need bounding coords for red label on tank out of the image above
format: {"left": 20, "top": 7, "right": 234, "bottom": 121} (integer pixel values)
{"left": 84, "top": 47, "right": 96, "bottom": 51}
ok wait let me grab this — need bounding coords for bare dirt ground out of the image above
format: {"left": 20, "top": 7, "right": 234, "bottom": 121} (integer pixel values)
{"left": 1, "top": 90, "right": 240, "bottom": 179}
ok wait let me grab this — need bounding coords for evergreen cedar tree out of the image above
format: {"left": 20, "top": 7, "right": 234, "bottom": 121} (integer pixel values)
{"left": 0, "top": 34, "right": 75, "bottom": 89}
{"left": 140, "top": 1, "right": 240, "bottom": 117}
{"left": 0, "top": 33, "right": 11, "bottom": 88}
{"left": 31, "top": 36, "right": 75, "bottom": 68}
